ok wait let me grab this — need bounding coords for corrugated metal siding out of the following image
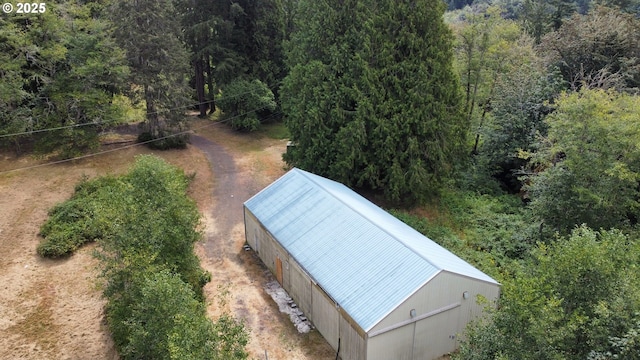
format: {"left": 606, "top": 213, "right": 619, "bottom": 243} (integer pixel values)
{"left": 289, "top": 259, "right": 313, "bottom": 317}
{"left": 339, "top": 315, "right": 367, "bottom": 360}
{"left": 414, "top": 308, "right": 459, "bottom": 360}
{"left": 367, "top": 305, "right": 460, "bottom": 360}
{"left": 312, "top": 284, "right": 340, "bottom": 350}
{"left": 368, "top": 271, "right": 500, "bottom": 359}
{"left": 367, "top": 324, "right": 414, "bottom": 360}
{"left": 281, "top": 257, "right": 291, "bottom": 292}
{"left": 245, "top": 168, "right": 498, "bottom": 333}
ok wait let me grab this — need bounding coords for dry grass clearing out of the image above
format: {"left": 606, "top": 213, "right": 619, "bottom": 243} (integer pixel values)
{"left": 0, "top": 118, "right": 334, "bottom": 360}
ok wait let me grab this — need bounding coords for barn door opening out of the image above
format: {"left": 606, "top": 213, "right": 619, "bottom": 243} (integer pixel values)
{"left": 275, "top": 257, "right": 283, "bottom": 285}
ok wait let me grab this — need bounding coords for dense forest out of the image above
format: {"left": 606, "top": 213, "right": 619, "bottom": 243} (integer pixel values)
{"left": 2, "top": 0, "right": 640, "bottom": 358}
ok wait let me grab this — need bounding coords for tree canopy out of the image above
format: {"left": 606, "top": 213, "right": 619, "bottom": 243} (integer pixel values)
{"left": 180, "top": 0, "right": 286, "bottom": 120}
{"left": 282, "top": 0, "right": 466, "bottom": 203}
{"left": 456, "top": 226, "right": 640, "bottom": 360}
{"left": 540, "top": 5, "right": 640, "bottom": 91}
{"left": 110, "top": 0, "right": 192, "bottom": 148}
{"left": 527, "top": 88, "right": 640, "bottom": 234}
{"left": 4, "top": 2, "right": 640, "bottom": 357}
{"left": 0, "top": 1, "right": 129, "bottom": 157}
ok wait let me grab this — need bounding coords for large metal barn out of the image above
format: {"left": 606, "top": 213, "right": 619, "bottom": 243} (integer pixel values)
{"left": 243, "top": 168, "right": 500, "bottom": 360}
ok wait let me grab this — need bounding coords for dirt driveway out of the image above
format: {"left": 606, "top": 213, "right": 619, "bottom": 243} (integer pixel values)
{"left": 0, "top": 119, "right": 333, "bottom": 359}
{"left": 190, "top": 121, "right": 334, "bottom": 360}
{"left": 190, "top": 134, "right": 257, "bottom": 261}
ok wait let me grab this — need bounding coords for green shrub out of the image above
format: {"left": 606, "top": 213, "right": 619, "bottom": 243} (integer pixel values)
{"left": 138, "top": 130, "right": 189, "bottom": 150}
{"left": 456, "top": 227, "right": 640, "bottom": 360}
{"left": 97, "top": 155, "right": 207, "bottom": 298}
{"left": 38, "top": 176, "right": 119, "bottom": 257}
{"left": 217, "top": 79, "right": 276, "bottom": 132}
{"left": 37, "top": 224, "right": 86, "bottom": 258}
{"left": 39, "top": 155, "right": 249, "bottom": 359}
{"left": 117, "top": 271, "right": 247, "bottom": 360}
{"left": 389, "top": 188, "right": 534, "bottom": 281}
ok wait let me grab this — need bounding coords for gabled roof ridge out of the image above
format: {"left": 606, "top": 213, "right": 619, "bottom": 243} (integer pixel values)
{"left": 245, "top": 168, "right": 498, "bottom": 330}
{"left": 292, "top": 168, "right": 443, "bottom": 271}
{"left": 292, "top": 168, "right": 498, "bottom": 285}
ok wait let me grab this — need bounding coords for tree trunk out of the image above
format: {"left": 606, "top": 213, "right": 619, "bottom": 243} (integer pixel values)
{"left": 195, "top": 57, "right": 207, "bottom": 117}
{"left": 145, "top": 85, "right": 160, "bottom": 138}
{"left": 471, "top": 79, "right": 496, "bottom": 155}
{"left": 472, "top": 106, "right": 487, "bottom": 155}
{"left": 205, "top": 53, "right": 216, "bottom": 113}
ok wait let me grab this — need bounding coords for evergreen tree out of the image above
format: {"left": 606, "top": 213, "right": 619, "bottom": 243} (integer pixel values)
{"left": 217, "top": 79, "right": 276, "bottom": 131}
{"left": 0, "top": 1, "right": 129, "bottom": 157}
{"left": 282, "top": 0, "right": 465, "bottom": 203}
{"left": 194, "top": 0, "right": 285, "bottom": 87}
{"left": 182, "top": 0, "right": 286, "bottom": 121}
{"left": 110, "top": 0, "right": 191, "bottom": 149}
{"left": 180, "top": 0, "right": 219, "bottom": 117}
{"left": 521, "top": 0, "right": 577, "bottom": 42}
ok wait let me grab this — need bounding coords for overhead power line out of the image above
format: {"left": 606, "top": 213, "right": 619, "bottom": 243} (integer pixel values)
{"left": 0, "top": 107, "right": 284, "bottom": 175}
{"left": 0, "top": 99, "right": 208, "bottom": 139}
{"left": 0, "top": 80, "right": 283, "bottom": 139}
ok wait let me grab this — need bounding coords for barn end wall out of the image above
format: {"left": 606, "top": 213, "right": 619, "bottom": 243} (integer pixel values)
{"left": 244, "top": 207, "right": 367, "bottom": 360}
{"left": 367, "top": 271, "right": 500, "bottom": 360}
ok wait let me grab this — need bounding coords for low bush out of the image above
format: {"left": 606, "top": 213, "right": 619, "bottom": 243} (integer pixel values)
{"left": 117, "top": 270, "right": 248, "bottom": 360}
{"left": 38, "top": 176, "right": 119, "bottom": 257}
{"left": 455, "top": 227, "right": 640, "bottom": 360}
{"left": 138, "top": 130, "right": 189, "bottom": 150}
{"left": 38, "top": 155, "right": 248, "bottom": 359}
{"left": 390, "top": 188, "right": 533, "bottom": 281}
{"left": 217, "top": 79, "right": 276, "bottom": 132}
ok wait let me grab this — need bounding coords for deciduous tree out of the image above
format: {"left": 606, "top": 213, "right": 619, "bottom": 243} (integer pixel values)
{"left": 527, "top": 89, "right": 640, "bottom": 234}
{"left": 540, "top": 5, "right": 640, "bottom": 91}
{"left": 479, "top": 42, "right": 562, "bottom": 190}
{"left": 456, "top": 226, "right": 640, "bottom": 360}
{"left": 450, "top": 6, "right": 524, "bottom": 155}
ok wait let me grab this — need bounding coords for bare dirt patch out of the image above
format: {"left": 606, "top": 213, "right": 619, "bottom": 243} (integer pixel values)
{"left": 0, "top": 118, "right": 334, "bottom": 360}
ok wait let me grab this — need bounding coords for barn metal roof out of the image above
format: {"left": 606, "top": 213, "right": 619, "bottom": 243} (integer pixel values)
{"left": 244, "top": 168, "right": 498, "bottom": 332}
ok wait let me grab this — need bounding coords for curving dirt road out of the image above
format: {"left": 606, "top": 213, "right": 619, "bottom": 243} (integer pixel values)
{"left": 188, "top": 124, "right": 335, "bottom": 359}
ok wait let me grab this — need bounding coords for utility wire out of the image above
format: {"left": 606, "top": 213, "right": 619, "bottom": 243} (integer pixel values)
{"left": 0, "top": 99, "right": 210, "bottom": 139}
{"left": 0, "top": 80, "right": 283, "bottom": 139}
{"left": 0, "top": 107, "right": 284, "bottom": 175}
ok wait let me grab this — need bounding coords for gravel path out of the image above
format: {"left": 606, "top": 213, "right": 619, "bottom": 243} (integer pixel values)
{"left": 190, "top": 134, "right": 258, "bottom": 262}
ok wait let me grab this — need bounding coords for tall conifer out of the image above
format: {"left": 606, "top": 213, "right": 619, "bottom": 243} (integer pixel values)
{"left": 110, "top": 0, "right": 191, "bottom": 148}
{"left": 282, "top": 0, "right": 466, "bottom": 203}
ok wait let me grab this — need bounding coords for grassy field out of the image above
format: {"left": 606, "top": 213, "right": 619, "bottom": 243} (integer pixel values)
{"left": 0, "top": 117, "right": 335, "bottom": 360}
